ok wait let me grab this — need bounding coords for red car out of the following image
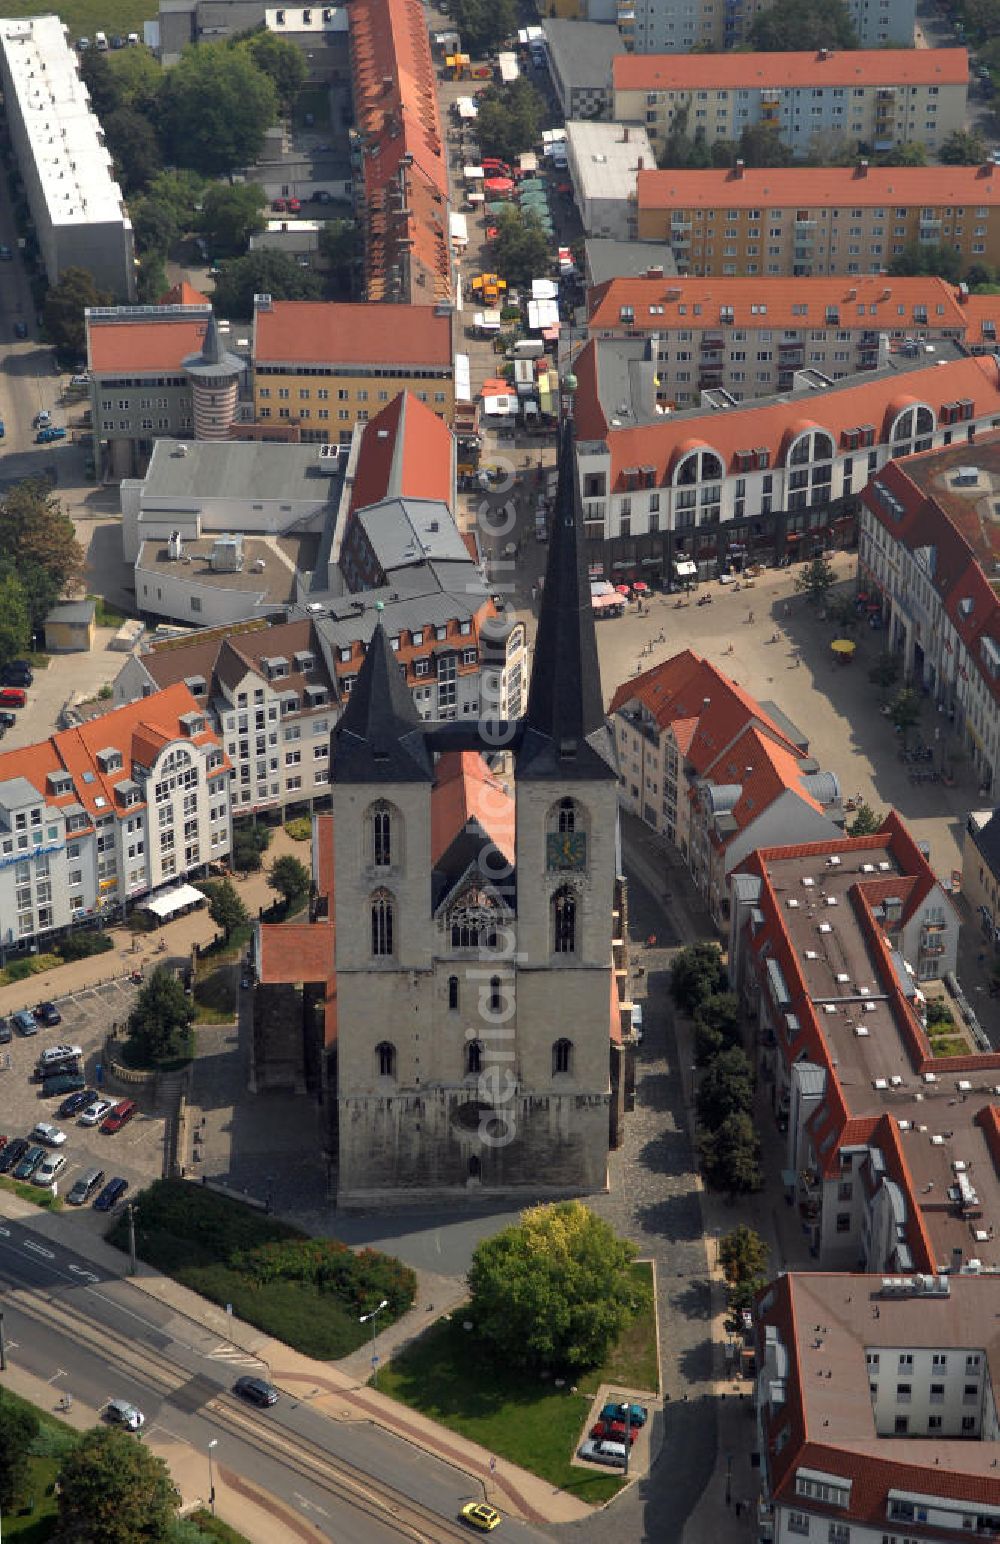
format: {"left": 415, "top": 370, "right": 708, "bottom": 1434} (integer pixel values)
{"left": 101, "top": 1099, "right": 136, "bottom": 1134}
{"left": 481, "top": 157, "right": 511, "bottom": 175}
{"left": 273, "top": 196, "right": 287, "bottom": 212}
{"left": 286, "top": 197, "right": 301, "bottom": 214}
{"left": 590, "top": 1420, "right": 638, "bottom": 1445}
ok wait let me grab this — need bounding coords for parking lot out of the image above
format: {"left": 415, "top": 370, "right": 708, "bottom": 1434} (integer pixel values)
{"left": 0, "top": 976, "right": 167, "bottom": 1223}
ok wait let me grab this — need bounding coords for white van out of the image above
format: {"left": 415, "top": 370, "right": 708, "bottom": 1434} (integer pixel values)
{"left": 631, "top": 1003, "right": 643, "bottom": 1042}
{"left": 94, "top": 30, "right": 108, "bottom": 49}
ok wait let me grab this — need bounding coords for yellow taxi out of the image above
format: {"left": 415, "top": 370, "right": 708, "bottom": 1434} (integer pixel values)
{"left": 460, "top": 1501, "right": 503, "bottom": 1531}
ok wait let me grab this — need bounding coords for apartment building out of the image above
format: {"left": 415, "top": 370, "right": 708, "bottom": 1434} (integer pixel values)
{"left": 565, "top": 121, "right": 654, "bottom": 240}
{"left": 859, "top": 432, "right": 1000, "bottom": 802}
{"left": 0, "top": 16, "right": 136, "bottom": 301}
{"left": 636, "top": 162, "right": 1000, "bottom": 278}
{"left": 756, "top": 1272, "right": 1000, "bottom": 1544}
{"left": 114, "top": 619, "right": 337, "bottom": 817}
{"left": 0, "top": 684, "right": 229, "bottom": 955}
{"left": 251, "top": 298, "right": 454, "bottom": 442}
{"left": 541, "top": 19, "right": 619, "bottom": 120}
{"left": 586, "top": 274, "right": 999, "bottom": 407}
{"left": 572, "top": 338, "right": 1000, "bottom": 579}
{"left": 614, "top": 47, "right": 968, "bottom": 158}
{"left": 630, "top": 0, "right": 914, "bottom": 54}
{"left": 348, "top": 0, "right": 451, "bottom": 304}
{"left": 609, "top": 650, "right": 841, "bottom": 921}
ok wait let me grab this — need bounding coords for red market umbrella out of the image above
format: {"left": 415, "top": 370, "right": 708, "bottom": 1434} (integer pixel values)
{"left": 484, "top": 177, "right": 513, "bottom": 196}
{"left": 633, "top": 581, "right": 650, "bottom": 593}
{"left": 615, "top": 584, "right": 631, "bottom": 595}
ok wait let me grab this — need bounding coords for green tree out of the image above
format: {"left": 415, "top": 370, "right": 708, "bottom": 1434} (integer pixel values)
{"left": 670, "top": 941, "right": 727, "bottom": 1015}
{"left": 137, "top": 252, "right": 170, "bottom": 305}
{"left": 79, "top": 47, "right": 124, "bottom": 118}
{"left": 848, "top": 802, "right": 882, "bottom": 836}
{"left": 125, "top": 965, "right": 194, "bottom": 1067}
{"left": 0, "top": 481, "right": 85, "bottom": 632}
{"left": 868, "top": 652, "right": 901, "bottom": 691}
{"left": 697, "top": 1046, "right": 754, "bottom": 1130}
{"left": 467, "top": 1202, "right": 638, "bottom": 1372}
{"left": 486, "top": 206, "right": 551, "bottom": 289}
{"left": 827, "top": 593, "right": 858, "bottom": 633}
{"left": 750, "top": 0, "right": 857, "bottom": 48}
{"left": 267, "top": 854, "right": 310, "bottom": 906}
{"left": 0, "top": 561, "right": 32, "bottom": 666}
{"left": 242, "top": 30, "right": 308, "bottom": 110}
{"left": 698, "top": 1111, "right": 762, "bottom": 1195}
{"left": 475, "top": 79, "right": 545, "bottom": 163}
{"left": 939, "top": 129, "right": 987, "bottom": 164}
{"left": 874, "top": 140, "right": 926, "bottom": 167}
{"left": 693, "top": 991, "right": 741, "bottom": 1066}
{"left": 889, "top": 687, "right": 921, "bottom": 746}
{"left": 105, "top": 107, "right": 163, "bottom": 194}
{"left": 211, "top": 249, "right": 322, "bottom": 317}
{"left": 131, "top": 197, "right": 180, "bottom": 258}
{"left": 0, "top": 1393, "right": 39, "bottom": 1513}
{"left": 208, "top": 877, "right": 249, "bottom": 941}
{"left": 158, "top": 43, "right": 278, "bottom": 176}
{"left": 889, "top": 242, "right": 963, "bottom": 282}
{"left": 43, "top": 266, "right": 114, "bottom": 354}
{"left": 107, "top": 45, "right": 163, "bottom": 112}
{"left": 232, "top": 820, "right": 271, "bottom": 871}
{"left": 201, "top": 182, "right": 267, "bottom": 256}
{"left": 735, "top": 122, "right": 795, "bottom": 167}
{"left": 794, "top": 554, "right": 837, "bottom": 606}
{"left": 57, "top": 1426, "right": 180, "bottom": 1544}
{"left": 719, "top": 1225, "right": 769, "bottom": 1322}
{"left": 450, "top": 0, "right": 516, "bottom": 57}
{"left": 320, "top": 219, "right": 362, "bottom": 300}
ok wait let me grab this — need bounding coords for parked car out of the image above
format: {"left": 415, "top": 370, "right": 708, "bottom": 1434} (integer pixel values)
{"left": 233, "top": 1376, "right": 280, "bottom": 1408}
{"left": 0, "top": 713, "right": 15, "bottom": 729}
{"left": 30, "top": 1122, "right": 66, "bottom": 1147}
{"left": 460, "top": 1501, "right": 503, "bottom": 1532}
{"left": 272, "top": 196, "right": 288, "bottom": 212}
{"left": 34, "top": 1152, "right": 67, "bottom": 1185}
{"left": 93, "top": 1176, "right": 128, "bottom": 1211}
{"left": 59, "top": 1089, "right": 95, "bottom": 1117}
{"left": 105, "top": 1399, "right": 144, "bottom": 1430}
{"left": 35, "top": 1001, "right": 61, "bottom": 1027}
{"left": 600, "top": 1401, "right": 648, "bottom": 1428}
{"left": 0, "top": 1018, "right": 11, "bottom": 1045}
{"left": 13, "top": 1144, "right": 45, "bottom": 1180}
{"left": 578, "top": 1439, "right": 627, "bottom": 1468}
{"left": 67, "top": 1167, "right": 105, "bottom": 1205}
{"left": 13, "top": 1009, "right": 38, "bottom": 1035}
{"left": 2, "top": 661, "right": 33, "bottom": 686}
{"left": 79, "top": 1098, "right": 114, "bottom": 1128}
{"left": 38, "top": 1045, "right": 83, "bottom": 1068}
{"left": 32, "top": 411, "right": 51, "bottom": 429}
{"left": 0, "top": 245, "right": 13, "bottom": 260}
{"left": 0, "top": 1138, "right": 29, "bottom": 1174}
{"left": 0, "top": 688, "right": 26, "bottom": 708}
{"left": 14, "top": 322, "right": 28, "bottom": 339}
{"left": 286, "top": 197, "right": 301, "bottom": 214}
{"left": 40, "top": 1072, "right": 85, "bottom": 1098}
{"left": 590, "top": 1420, "right": 638, "bottom": 1445}
{"left": 102, "top": 1099, "right": 137, "bottom": 1134}
{"left": 70, "top": 373, "right": 89, "bottom": 387}
{"left": 35, "top": 427, "right": 67, "bottom": 444}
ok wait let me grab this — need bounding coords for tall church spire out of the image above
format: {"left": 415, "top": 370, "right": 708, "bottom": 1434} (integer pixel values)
{"left": 518, "top": 423, "right": 617, "bottom": 781}
{"left": 332, "top": 618, "right": 433, "bottom": 783}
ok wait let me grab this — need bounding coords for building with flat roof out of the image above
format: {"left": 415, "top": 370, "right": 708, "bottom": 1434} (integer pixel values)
{"left": 541, "top": 19, "right": 621, "bottom": 120}
{"left": 251, "top": 297, "right": 454, "bottom": 442}
{"left": 615, "top": 47, "right": 968, "bottom": 159}
{"left": 610, "top": 650, "right": 842, "bottom": 921}
{"left": 629, "top": 0, "right": 913, "bottom": 54}
{"left": 565, "top": 120, "right": 654, "bottom": 241}
{"left": 636, "top": 161, "right": 1000, "bottom": 278}
{"left": 586, "top": 274, "right": 996, "bottom": 407}
{"left": 859, "top": 431, "right": 1000, "bottom": 802}
{"left": 755, "top": 1272, "right": 1000, "bottom": 1544}
{"left": 584, "top": 241, "right": 676, "bottom": 285}
{"left": 572, "top": 338, "right": 1000, "bottom": 579}
{"left": 0, "top": 682, "right": 229, "bottom": 956}
{"left": 0, "top": 15, "right": 135, "bottom": 300}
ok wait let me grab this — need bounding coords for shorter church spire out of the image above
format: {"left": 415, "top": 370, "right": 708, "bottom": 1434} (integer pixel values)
{"left": 331, "top": 617, "right": 433, "bottom": 783}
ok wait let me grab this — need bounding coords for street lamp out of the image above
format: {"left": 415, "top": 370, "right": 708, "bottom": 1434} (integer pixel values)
{"left": 207, "top": 1440, "right": 218, "bottom": 1516}
{"left": 359, "top": 1298, "right": 389, "bottom": 1388}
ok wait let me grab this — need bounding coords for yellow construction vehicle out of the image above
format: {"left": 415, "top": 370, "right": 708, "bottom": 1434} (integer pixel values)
{"left": 470, "top": 272, "right": 508, "bottom": 307}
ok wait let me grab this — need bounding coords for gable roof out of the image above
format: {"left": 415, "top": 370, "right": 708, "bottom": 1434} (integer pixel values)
{"left": 637, "top": 162, "right": 1000, "bottom": 212}
{"left": 614, "top": 45, "right": 968, "bottom": 93}
{"left": 253, "top": 301, "right": 452, "bottom": 368}
{"left": 349, "top": 392, "right": 454, "bottom": 514}
{"left": 331, "top": 621, "right": 433, "bottom": 783}
{"left": 431, "top": 751, "right": 515, "bottom": 867}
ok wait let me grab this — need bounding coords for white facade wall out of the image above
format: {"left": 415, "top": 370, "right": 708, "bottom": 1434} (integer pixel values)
{"left": 134, "top": 552, "right": 275, "bottom": 628}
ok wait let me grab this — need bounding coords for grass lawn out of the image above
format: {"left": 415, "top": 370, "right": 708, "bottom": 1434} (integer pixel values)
{"left": 192, "top": 956, "right": 238, "bottom": 1024}
{"left": 0, "top": 1175, "right": 62, "bottom": 1210}
{"left": 378, "top": 1271, "right": 658, "bottom": 1507}
{"left": 0, "top": 1387, "right": 77, "bottom": 1542}
{"left": 90, "top": 594, "right": 129, "bottom": 628}
{"left": 186, "top": 1511, "right": 253, "bottom": 1544}
{"left": 293, "top": 85, "right": 332, "bottom": 130}
{"left": 0, "top": 0, "right": 157, "bottom": 36}
{"left": 104, "top": 1180, "right": 410, "bottom": 1360}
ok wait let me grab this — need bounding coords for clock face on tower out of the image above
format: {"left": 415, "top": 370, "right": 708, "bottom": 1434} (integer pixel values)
{"left": 546, "top": 830, "right": 587, "bottom": 872}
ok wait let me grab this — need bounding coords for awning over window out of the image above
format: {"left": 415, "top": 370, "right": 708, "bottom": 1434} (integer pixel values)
{"left": 674, "top": 559, "right": 697, "bottom": 577}
{"left": 142, "top": 883, "right": 206, "bottom": 919}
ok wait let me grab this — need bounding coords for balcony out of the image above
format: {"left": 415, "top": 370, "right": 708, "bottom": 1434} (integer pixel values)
{"left": 701, "top": 333, "right": 725, "bottom": 349}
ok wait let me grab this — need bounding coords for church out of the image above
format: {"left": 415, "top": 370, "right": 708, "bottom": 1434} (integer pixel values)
{"left": 253, "top": 427, "right": 632, "bottom": 1206}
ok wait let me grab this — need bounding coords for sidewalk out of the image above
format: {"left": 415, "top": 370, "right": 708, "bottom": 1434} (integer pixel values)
{"left": 0, "top": 1187, "right": 592, "bottom": 1526}
{"left": 0, "top": 826, "right": 305, "bottom": 1021}
{"left": 0, "top": 1359, "right": 325, "bottom": 1544}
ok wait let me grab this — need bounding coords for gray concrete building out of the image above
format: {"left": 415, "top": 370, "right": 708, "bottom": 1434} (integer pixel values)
{"left": 565, "top": 120, "right": 654, "bottom": 240}
{"left": 541, "top": 19, "right": 621, "bottom": 120}
{"left": 0, "top": 16, "right": 136, "bottom": 300}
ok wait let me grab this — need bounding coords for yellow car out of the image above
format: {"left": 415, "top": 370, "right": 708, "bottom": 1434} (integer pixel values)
{"left": 461, "top": 1501, "right": 503, "bottom": 1532}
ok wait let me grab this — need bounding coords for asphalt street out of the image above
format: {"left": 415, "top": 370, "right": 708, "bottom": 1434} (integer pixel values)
{"left": 0, "top": 1213, "right": 549, "bottom": 1543}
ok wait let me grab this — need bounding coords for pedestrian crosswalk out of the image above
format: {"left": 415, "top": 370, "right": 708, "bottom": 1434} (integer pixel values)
{"left": 205, "top": 1342, "right": 264, "bottom": 1369}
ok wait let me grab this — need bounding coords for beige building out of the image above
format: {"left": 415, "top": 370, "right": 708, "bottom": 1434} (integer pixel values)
{"left": 636, "top": 161, "right": 1000, "bottom": 278}
{"left": 614, "top": 47, "right": 968, "bottom": 159}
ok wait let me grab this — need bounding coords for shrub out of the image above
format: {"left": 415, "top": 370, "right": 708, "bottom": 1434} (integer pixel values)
{"left": 55, "top": 930, "right": 113, "bottom": 962}
{"left": 284, "top": 816, "right": 311, "bottom": 841}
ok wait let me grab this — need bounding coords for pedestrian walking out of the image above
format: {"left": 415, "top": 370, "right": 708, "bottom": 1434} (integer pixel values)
{"left": 783, "top": 602, "right": 790, "bottom": 618}
{"left": 747, "top": 610, "right": 754, "bottom": 625}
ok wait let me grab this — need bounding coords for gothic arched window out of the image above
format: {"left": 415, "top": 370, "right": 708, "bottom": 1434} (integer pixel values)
{"left": 553, "top": 1038, "right": 573, "bottom": 1075}
{"left": 376, "top": 1041, "right": 396, "bottom": 1077}
{"left": 553, "top": 886, "right": 577, "bottom": 955}
{"left": 371, "top": 890, "right": 394, "bottom": 957}
{"left": 371, "top": 803, "right": 391, "bottom": 868}
{"left": 558, "top": 798, "right": 576, "bottom": 834}
{"left": 466, "top": 1039, "right": 483, "bottom": 1075}
{"left": 448, "top": 975, "right": 459, "bottom": 1010}
{"left": 490, "top": 975, "right": 502, "bottom": 1013}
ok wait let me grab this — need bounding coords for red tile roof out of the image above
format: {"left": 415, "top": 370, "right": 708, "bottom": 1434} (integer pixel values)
{"left": 614, "top": 45, "right": 967, "bottom": 92}
{"left": 158, "top": 281, "right": 210, "bottom": 306}
{"left": 431, "top": 752, "right": 515, "bottom": 866}
{"left": 258, "top": 921, "right": 335, "bottom": 985}
{"left": 253, "top": 301, "right": 452, "bottom": 368}
{"left": 587, "top": 274, "right": 970, "bottom": 337}
{"left": 609, "top": 648, "right": 802, "bottom": 757}
{"left": 349, "top": 392, "right": 454, "bottom": 514}
{"left": 637, "top": 162, "right": 1000, "bottom": 212}
{"left": 88, "top": 317, "right": 211, "bottom": 374}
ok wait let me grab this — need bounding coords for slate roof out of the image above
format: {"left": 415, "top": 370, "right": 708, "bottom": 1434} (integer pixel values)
{"left": 331, "top": 620, "right": 434, "bottom": 783}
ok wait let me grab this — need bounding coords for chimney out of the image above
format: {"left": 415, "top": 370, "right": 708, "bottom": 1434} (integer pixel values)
{"left": 952, "top": 1246, "right": 964, "bottom": 1272}
{"left": 646, "top": 265, "right": 664, "bottom": 279}
{"left": 855, "top": 159, "right": 869, "bottom": 177}
{"left": 958, "top": 282, "right": 969, "bottom": 303}
{"left": 623, "top": 125, "right": 630, "bottom": 143}
{"left": 637, "top": 155, "right": 644, "bottom": 171}
{"left": 819, "top": 46, "right": 830, "bottom": 59}
{"left": 979, "top": 162, "right": 995, "bottom": 177}
{"left": 733, "top": 158, "right": 746, "bottom": 179}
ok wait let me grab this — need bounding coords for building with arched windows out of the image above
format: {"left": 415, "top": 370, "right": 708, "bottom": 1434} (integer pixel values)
{"left": 572, "top": 337, "right": 1000, "bottom": 582}
{"left": 313, "top": 424, "right": 630, "bottom": 1205}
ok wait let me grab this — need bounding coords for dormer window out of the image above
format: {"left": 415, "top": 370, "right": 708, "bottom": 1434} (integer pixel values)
{"left": 339, "top": 646, "right": 353, "bottom": 663}
{"left": 293, "top": 651, "right": 315, "bottom": 673}
{"left": 184, "top": 675, "right": 207, "bottom": 696}
{"left": 96, "top": 747, "right": 123, "bottom": 774}
{"left": 46, "top": 771, "right": 73, "bottom": 797}
{"left": 179, "top": 712, "right": 205, "bottom": 736}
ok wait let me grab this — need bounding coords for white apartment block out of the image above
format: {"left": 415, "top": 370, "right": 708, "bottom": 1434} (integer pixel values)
{"left": 614, "top": 48, "right": 967, "bottom": 158}
{"left": 629, "top": 0, "right": 914, "bottom": 53}
{"left": 0, "top": 16, "right": 136, "bottom": 300}
{"left": 0, "top": 684, "right": 229, "bottom": 954}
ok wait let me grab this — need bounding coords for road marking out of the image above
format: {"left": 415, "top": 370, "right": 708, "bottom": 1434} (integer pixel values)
{"left": 293, "top": 1492, "right": 331, "bottom": 1518}
{"left": 47, "top": 1368, "right": 67, "bottom": 1383}
{"left": 24, "top": 1241, "right": 55, "bottom": 1259}
{"left": 68, "top": 1265, "right": 99, "bottom": 1283}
